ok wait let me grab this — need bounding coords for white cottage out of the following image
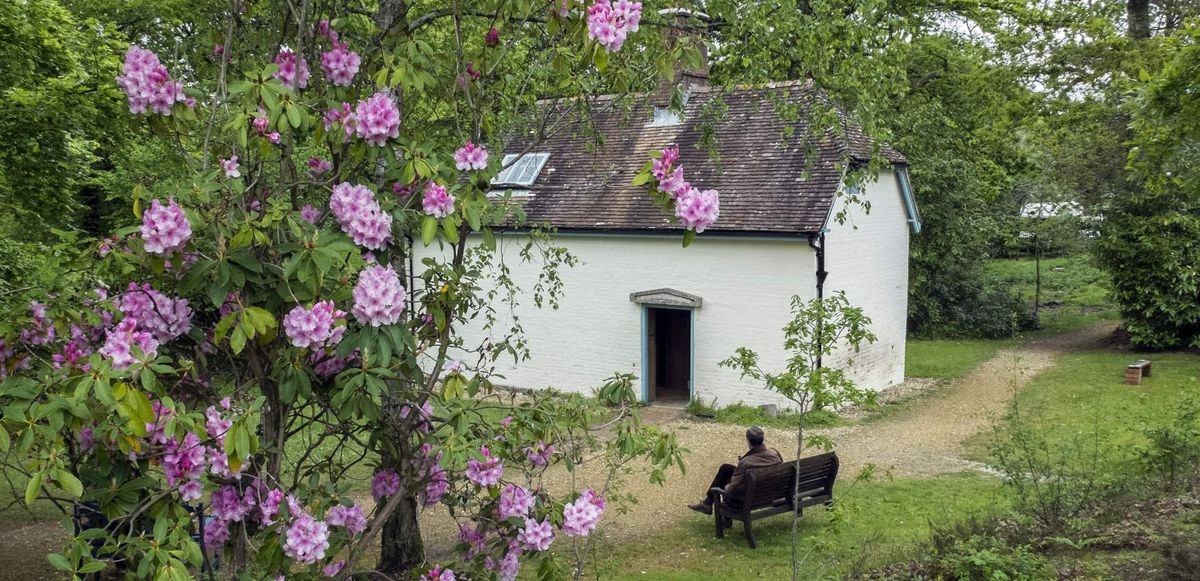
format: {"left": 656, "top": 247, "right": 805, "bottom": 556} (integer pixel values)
{"left": 420, "top": 80, "right": 921, "bottom": 409}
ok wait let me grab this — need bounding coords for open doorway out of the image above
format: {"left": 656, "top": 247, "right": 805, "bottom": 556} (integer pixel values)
{"left": 645, "top": 307, "right": 691, "bottom": 403}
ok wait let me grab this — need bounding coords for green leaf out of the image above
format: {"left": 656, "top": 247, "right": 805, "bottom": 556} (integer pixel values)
{"left": 631, "top": 171, "right": 652, "bottom": 186}
{"left": 25, "top": 471, "right": 43, "bottom": 506}
{"left": 230, "top": 327, "right": 247, "bottom": 355}
{"left": 47, "top": 553, "right": 72, "bottom": 572}
{"left": 79, "top": 562, "right": 106, "bottom": 574}
{"left": 593, "top": 44, "right": 608, "bottom": 71}
{"left": 55, "top": 469, "right": 83, "bottom": 498}
{"left": 0, "top": 426, "right": 9, "bottom": 452}
{"left": 421, "top": 216, "right": 438, "bottom": 245}
{"left": 442, "top": 216, "right": 460, "bottom": 244}
{"left": 286, "top": 103, "right": 302, "bottom": 128}
{"left": 682, "top": 229, "right": 697, "bottom": 248}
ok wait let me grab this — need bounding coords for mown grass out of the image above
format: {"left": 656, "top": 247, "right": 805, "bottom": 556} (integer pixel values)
{"left": 594, "top": 473, "right": 1008, "bottom": 580}
{"left": 905, "top": 338, "right": 1011, "bottom": 381}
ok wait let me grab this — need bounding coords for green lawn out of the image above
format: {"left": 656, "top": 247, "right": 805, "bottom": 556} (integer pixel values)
{"left": 905, "top": 338, "right": 1011, "bottom": 381}
{"left": 595, "top": 473, "right": 1007, "bottom": 580}
{"left": 978, "top": 350, "right": 1200, "bottom": 461}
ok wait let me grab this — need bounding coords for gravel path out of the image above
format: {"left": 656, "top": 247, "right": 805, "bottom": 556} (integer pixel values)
{"left": 0, "top": 324, "right": 1116, "bottom": 577}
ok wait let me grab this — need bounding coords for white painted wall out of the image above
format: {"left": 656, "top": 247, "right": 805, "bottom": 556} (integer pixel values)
{"left": 822, "top": 169, "right": 911, "bottom": 390}
{"left": 414, "top": 172, "right": 912, "bottom": 408}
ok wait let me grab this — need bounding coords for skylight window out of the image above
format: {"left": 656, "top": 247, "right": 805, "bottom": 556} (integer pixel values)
{"left": 493, "top": 153, "right": 550, "bottom": 186}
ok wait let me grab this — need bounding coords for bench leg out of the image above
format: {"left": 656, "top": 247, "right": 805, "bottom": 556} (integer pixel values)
{"left": 743, "top": 513, "right": 757, "bottom": 549}
{"left": 714, "top": 508, "right": 725, "bottom": 539}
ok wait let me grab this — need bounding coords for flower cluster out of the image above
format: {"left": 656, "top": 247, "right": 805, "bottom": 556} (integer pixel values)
{"left": 525, "top": 440, "right": 555, "bottom": 467}
{"left": 141, "top": 198, "right": 192, "bottom": 255}
{"left": 354, "top": 92, "right": 400, "bottom": 146}
{"left": 211, "top": 485, "right": 256, "bottom": 522}
{"left": 517, "top": 518, "right": 554, "bottom": 551}
{"left": 424, "top": 566, "right": 457, "bottom": 581}
{"left": 371, "top": 468, "right": 401, "bottom": 500}
{"left": 422, "top": 182, "right": 456, "bottom": 218}
{"left": 252, "top": 108, "right": 282, "bottom": 143}
{"left": 307, "top": 157, "right": 332, "bottom": 177}
{"left": 117, "top": 283, "right": 193, "bottom": 342}
{"left": 320, "top": 41, "right": 361, "bottom": 86}
{"left": 221, "top": 156, "right": 241, "bottom": 178}
{"left": 99, "top": 318, "right": 159, "bottom": 369}
{"left": 352, "top": 265, "right": 407, "bottom": 326}
{"left": 273, "top": 48, "right": 311, "bottom": 90}
{"left": 20, "top": 302, "right": 55, "bottom": 346}
{"left": 283, "top": 301, "right": 346, "bottom": 349}
{"left": 586, "top": 0, "right": 642, "bottom": 53}
{"left": 326, "top": 503, "right": 366, "bottom": 534}
{"left": 562, "top": 488, "right": 605, "bottom": 537}
{"left": 453, "top": 142, "right": 489, "bottom": 171}
{"left": 649, "top": 146, "right": 721, "bottom": 233}
{"left": 675, "top": 187, "right": 721, "bottom": 233}
{"left": 283, "top": 513, "right": 330, "bottom": 564}
{"left": 329, "top": 182, "right": 393, "bottom": 249}
{"left": 300, "top": 204, "right": 321, "bottom": 223}
{"left": 163, "top": 433, "right": 206, "bottom": 500}
{"left": 466, "top": 446, "right": 503, "bottom": 487}
{"left": 497, "top": 484, "right": 534, "bottom": 520}
{"left": 116, "top": 46, "right": 189, "bottom": 115}
{"left": 323, "top": 102, "right": 356, "bottom": 142}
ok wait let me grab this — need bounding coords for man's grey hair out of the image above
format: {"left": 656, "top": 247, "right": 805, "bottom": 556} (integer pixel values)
{"left": 745, "top": 426, "right": 765, "bottom": 447}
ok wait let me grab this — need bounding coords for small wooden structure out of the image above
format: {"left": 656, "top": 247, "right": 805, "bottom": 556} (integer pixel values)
{"left": 710, "top": 452, "right": 839, "bottom": 548}
{"left": 1125, "top": 359, "right": 1152, "bottom": 385}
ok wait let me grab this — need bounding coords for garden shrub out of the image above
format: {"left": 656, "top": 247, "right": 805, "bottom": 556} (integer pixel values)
{"left": 930, "top": 533, "right": 1051, "bottom": 581}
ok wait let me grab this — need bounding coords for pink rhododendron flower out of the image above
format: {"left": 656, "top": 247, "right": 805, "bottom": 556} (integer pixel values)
{"left": 253, "top": 112, "right": 270, "bottom": 134}
{"left": 207, "top": 445, "right": 242, "bottom": 479}
{"left": 259, "top": 488, "right": 285, "bottom": 525}
{"left": 518, "top": 518, "right": 554, "bottom": 551}
{"left": 587, "top": 0, "right": 642, "bottom": 52}
{"left": 118, "top": 283, "right": 193, "bottom": 342}
{"left": 497, "top": 484, "right": 534, "bottom": 520}
{"left": 79, "top": 426, "right": 94, "bottom": 451}
{"left": 525, "top": 440, "right": 555, "bottom": 467}
{"left": 354, "top": 92, "right": 400, "bottom": 146}
{"left": 329, "top": 182, "right": 393, "bottom": 250}
{"left": 203, "top": 518, "right": 229, "bottom": 550}
{"left": 20, "top": 301, "right": 55, "bottom": 346}
{"left": 116, "top": 46, "right": 188, "bottom": 115}
{"left": 163, "top": 433, "right": 206, "bottom": 497}
{"left": 300, "top": 204, "right": 321, "bottom": 223}
{"left": 211, "top": 485, "right": 254, "bottom": 522}
{"left": 283, "top": 301, "right": 346, "bottom": 349}
{"left": 424, "top": 566, "right": 456, "bottom": 581}
{"left": 320, "top": 41, "right": 361, "bottom": 86}
{"left": 562, "top": 488, "right": 605, "bottom": 536}
{"left": 221, "top": 156, "right": 241, "bottom": 178}
{"left": 486, "top": 26, "right": 500, "bottom": 46}
{"left": 466, "top": 446, "right": 503, "bottom": 487}
{"left": 267, "top": 131, "right": 281, "bottom": 143}
{"left": 100, "top": 318, "right": 159, "bottom": 369}
{"left": 372, "top": 469, "right": 401, "bottom": 500}
{"left": 674, "top": 187, "right": 720, "bottom": 233}
{"left": 422, "top": 182, "right": 455, "bottom": 218}
{"left": 140, "top": 198, "right": 192, "bottom": 255}
{"left": 352, "top": 265, "right": 407, "bottom": 326}
{"left": 423, "top": 463, "right": 449, "bottom": 506}
{"left": 453, "top": 141, "right": 489, "bottom": 171}
{"left": 659, "top": 166, "right": 689, "bottom": 198}
{"left": 206, "top": 405, "right": 232, "bottom": 443}
{"left": 282, "top": 513, "right": 329, "bottom": 564}
{"left": 442, "top": 359, "right": 466, "bottom": 375}
{"left": 457, "top": 522, "right": 486, "bottom": 558}
{"left": 273, "top": 48, "right": 310, "bottom": 90}
{"left": 317, "top": 20, "right": 331, "bottom": 36}
{"left": 307, "top": 157, "right": 332, "bottom": 176}
{"left": 146, "top": 400, "right": 173, "bottom": 445}
{"left": 326, "top": 503, "right": 366, "bottom": 534}
{"left": 323, "top": 561, "right": 345, "bottom": 577}
{"left": 652, "top": 145, "right": 679, "bottom": 180}
{"left": 499, "top": 545, "right": 521, "bottom": 581}
{"left": 399, "top": 401, "right": 434, "bottom": 432}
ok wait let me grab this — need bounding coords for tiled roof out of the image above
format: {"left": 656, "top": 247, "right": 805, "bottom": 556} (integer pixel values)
{"left": 501, "top": 81, "right": 906, "bottom": 235}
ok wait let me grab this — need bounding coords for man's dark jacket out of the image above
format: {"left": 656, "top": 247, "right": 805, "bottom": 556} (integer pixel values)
{"left": 725, "top": 444, "right": 784, "bottom": 495}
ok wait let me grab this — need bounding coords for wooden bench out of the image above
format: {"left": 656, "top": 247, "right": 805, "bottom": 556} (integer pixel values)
{"left": 1125, "top": 359, "right": 1152, "bottom": 385}
{"left": 709, "top": 451, "right": 839, "bottom": 548}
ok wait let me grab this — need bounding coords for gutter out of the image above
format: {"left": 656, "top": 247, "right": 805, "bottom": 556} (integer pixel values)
{"left": 807, "top": 232, "right": 828, "bottom": 370}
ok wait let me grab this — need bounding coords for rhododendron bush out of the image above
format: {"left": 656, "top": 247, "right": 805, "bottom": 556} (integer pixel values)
{"left": 0, "top": 1, "right": 701, "bottom": 579}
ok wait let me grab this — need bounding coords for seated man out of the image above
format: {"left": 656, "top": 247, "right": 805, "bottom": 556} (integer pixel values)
{"left": 688, "top": 426, "right": 783, "bottom": 514}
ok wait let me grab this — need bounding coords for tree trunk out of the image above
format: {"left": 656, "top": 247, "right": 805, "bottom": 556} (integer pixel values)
{"left": 1128, "top": 0, "right": 1151, "bottom": 40}
{"left": 378, "top": 492, "right": 425, "bottom": 573}
{"left": 791, "top": 421, "right": 804, "bottom": 581}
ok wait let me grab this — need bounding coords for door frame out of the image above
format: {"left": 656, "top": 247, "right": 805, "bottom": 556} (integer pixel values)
{"left": 640, "top": 305, "right": 695, "bottom": 403}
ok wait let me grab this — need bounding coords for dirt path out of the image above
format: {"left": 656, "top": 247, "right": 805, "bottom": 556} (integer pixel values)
{"left": 0, "top": 324, "right": 1116, "bottom": 577}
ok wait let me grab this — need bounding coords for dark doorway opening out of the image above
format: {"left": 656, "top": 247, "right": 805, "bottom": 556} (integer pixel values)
{"left": 646, "top": 307, "right": 691, "bottom": 403}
